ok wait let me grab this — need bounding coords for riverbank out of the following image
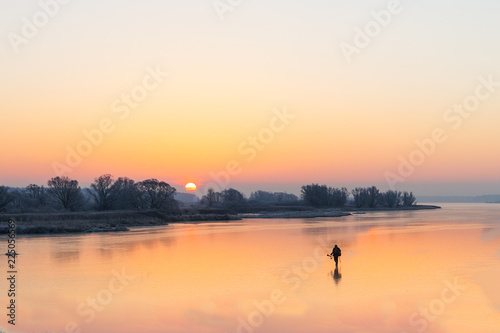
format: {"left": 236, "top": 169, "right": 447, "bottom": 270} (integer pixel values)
{"left": 0, "top": 211, "right": 238, "bottom": 235}
{"left": 239, "top": 209, "right": 351, "bottom": 219}
{"left": 0, "top": 205, "right": 439, "bottom": 235}
{"left": 238, "top": 204, "right": 441, "bottom": 219}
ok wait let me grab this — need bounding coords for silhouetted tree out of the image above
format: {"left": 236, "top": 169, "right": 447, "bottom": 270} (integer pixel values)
{"left": 136, "top": 179, "right": 177, "bottom": 209}
{"left": 274, "top": 192, "right": 298, "bottom": 203}
{"left": 88, "top": 174, "right": 116, "bottom": 211}
{"left": 25, "top": 184, "right": 48, "bottom": 205}
{"left": 352, "top": 187, "right": 369, "bottom": 208}
{"left": 367, "top": 186, "right": 380, "bottom": 208}
{"left": 215, "top": 191, "right": 222, "bottom": 204}
{"left": 329, "top": 187, "right": 349, "bottom": 207}
{"left": 301, "top": 184, "right": 330, "bottom": 207}
{"left": 201, "top": 188, "right": 218, "bottom": 207}
{"left": 221, "top": 188, "right": 246, "bottom": 205}
{"left": 383, "top": 190, "right": 401, "bottom": 208}
{"left": 0, "top": 186, "right": 13, "bottom": 212}
{"left": 8, "top": 189, "right": 24, "bottom": 212}
{"left": 302, "top": 184, "right": 348, "bottom": 208}
{"left": 402, "top": 191, "right": 416, "bottom": 206}
{"left": 4, "top": 186, "right": 50, "bottom": 213}
{"left": 111, "top": 177, "right": 138, "bottom": 209}
{"left": 274, "top": 192, "right": 284, "bottom": 203}
{"left": 47, "top": 176, "right": 85, "bottom": 211}
{"left": 250, "top": 191, "right": 298, "bottom": 204}
{"left": 250, "top": 190, "right": 276, "bottom": 203}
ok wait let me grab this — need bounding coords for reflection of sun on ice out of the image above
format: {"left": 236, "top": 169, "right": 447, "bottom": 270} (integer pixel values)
{"left": 185, "top": 183, "right": 197, "bottom": 191}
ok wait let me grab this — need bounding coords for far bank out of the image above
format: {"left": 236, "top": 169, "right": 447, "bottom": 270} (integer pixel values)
{"left": 0, "top": 205, "right": 440, "bottom": 235}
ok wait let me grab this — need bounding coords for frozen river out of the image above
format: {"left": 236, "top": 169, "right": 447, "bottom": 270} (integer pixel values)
{"left": 2, "top": 203, "right": 500, "bottom": 333}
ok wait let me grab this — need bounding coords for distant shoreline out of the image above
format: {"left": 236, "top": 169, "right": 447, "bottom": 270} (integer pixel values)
{"left": 0, "top": 205, "right": 440, "bottom": 235}
{"left": 0, "top": 211, "right": 237, "bottom": 235}
{"left": 238, "top": 204, "right": 441, "bottom": 219}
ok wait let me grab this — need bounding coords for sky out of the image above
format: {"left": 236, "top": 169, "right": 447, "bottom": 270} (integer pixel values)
{"left": 1, "top": 0, "right": 499, "bottom": 197}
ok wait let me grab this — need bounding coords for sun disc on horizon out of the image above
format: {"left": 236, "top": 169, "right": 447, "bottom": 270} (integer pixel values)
{"left": 185, "top": 183, "right": 197, "bottom": 191}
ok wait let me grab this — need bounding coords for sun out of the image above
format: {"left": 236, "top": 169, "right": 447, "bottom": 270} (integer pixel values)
{"left": 185, "top": 182, "right": 197, "bottom": 191}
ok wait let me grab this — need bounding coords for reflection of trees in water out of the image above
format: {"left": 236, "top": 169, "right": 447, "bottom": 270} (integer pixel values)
{"left": 50, "top": 231, "right": 177, "bottom": 262}
{"left": 301, "top": 224, "right": 366, "bottom": 249}
{"left": 50, "top": 236, "right": 83, "bottom": 263}
{"left": 481, "top": 225, "right": 500, "bottom": 242}
{"left": 302, "top": 223, "right": 373, "bottom": 236}
{"left": 51, "top": 250, "right": 80, "bottom": 263}
{"left": 97, "top": 233, "right": 177, "bottom": 258}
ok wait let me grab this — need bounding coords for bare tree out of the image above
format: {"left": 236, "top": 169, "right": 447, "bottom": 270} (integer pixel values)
{"left": 25, "top": 184, "right": 48, "bottom": 205}
{"left": 9, "top": 189, "right": 25, "bottom": 212}
{"left": 402, "top": 191, "right": 417, "bottom": 206}
{"left": 202, "top": 188, "right": 218, "bottom": 207}
{"left": 367, "top": 186, "right": 380, "bottom": 208}
{"left": 111, "top": 177, "right": 138, "bottom": 209}
{"left": 215, "top": 191, "right": 222, "bottom": 204}
{"left": 352, "top": 187, "right": 369, "bottom": 208}
{"left": 301, "top": 184, "right": 329, "bottom": 207}
{"left": 250, "top": 190, "right": 276, "bottom": 203}
{"left": 383, "top": 190, "right": 401, "bottom": 208}
{"left": 302, "top": 184, "right": 347, "bottom": 207}
{"left": 88, "top": 174, "right": 116, "bottom": 211}
{"left": 47, "top": 176, "right": 84, "bottom": 211}
{"left": 274, "top": 192, "right": 298, "bottom": 203}
{"left": 328, "top": 187, "right": 348, "bottom": 207}
{"left": 136, "top": 179, "right": 177, "bottom": 209}
{"left": 0, "top": 186, "right": 13, "bottom": 212}
{"left": 221, "top": 188, "right": 246, "bottom": 205}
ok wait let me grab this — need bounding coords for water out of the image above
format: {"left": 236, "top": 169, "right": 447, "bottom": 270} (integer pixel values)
{"left": 1, "top": 204, "right": 500, "bottom": 333}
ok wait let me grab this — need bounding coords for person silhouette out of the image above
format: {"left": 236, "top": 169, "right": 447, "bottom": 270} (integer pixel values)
{"left": 330, "top": 244, "right": 341, "bottom": 267}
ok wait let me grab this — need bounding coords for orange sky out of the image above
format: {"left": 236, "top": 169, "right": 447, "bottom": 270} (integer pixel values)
{"left": 1, "top": 1, "right": 500, "bottom": 195}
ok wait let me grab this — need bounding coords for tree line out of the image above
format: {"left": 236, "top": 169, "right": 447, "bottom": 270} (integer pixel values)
{"left": 0, "top": 175, "right": 178, "bottom": 213}
{"left": 200, "top": 188, "right": 298, "bottom": 208}
{"left": 0, "top": 175, "right": 417, "bottom": 213}
{"left": 301, "top": 184, "right": 416, "bottom": 208}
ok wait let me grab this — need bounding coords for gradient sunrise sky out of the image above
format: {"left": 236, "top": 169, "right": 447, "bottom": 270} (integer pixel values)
{"left": 1, "top": 0, "right": 499, "bottom": 196}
